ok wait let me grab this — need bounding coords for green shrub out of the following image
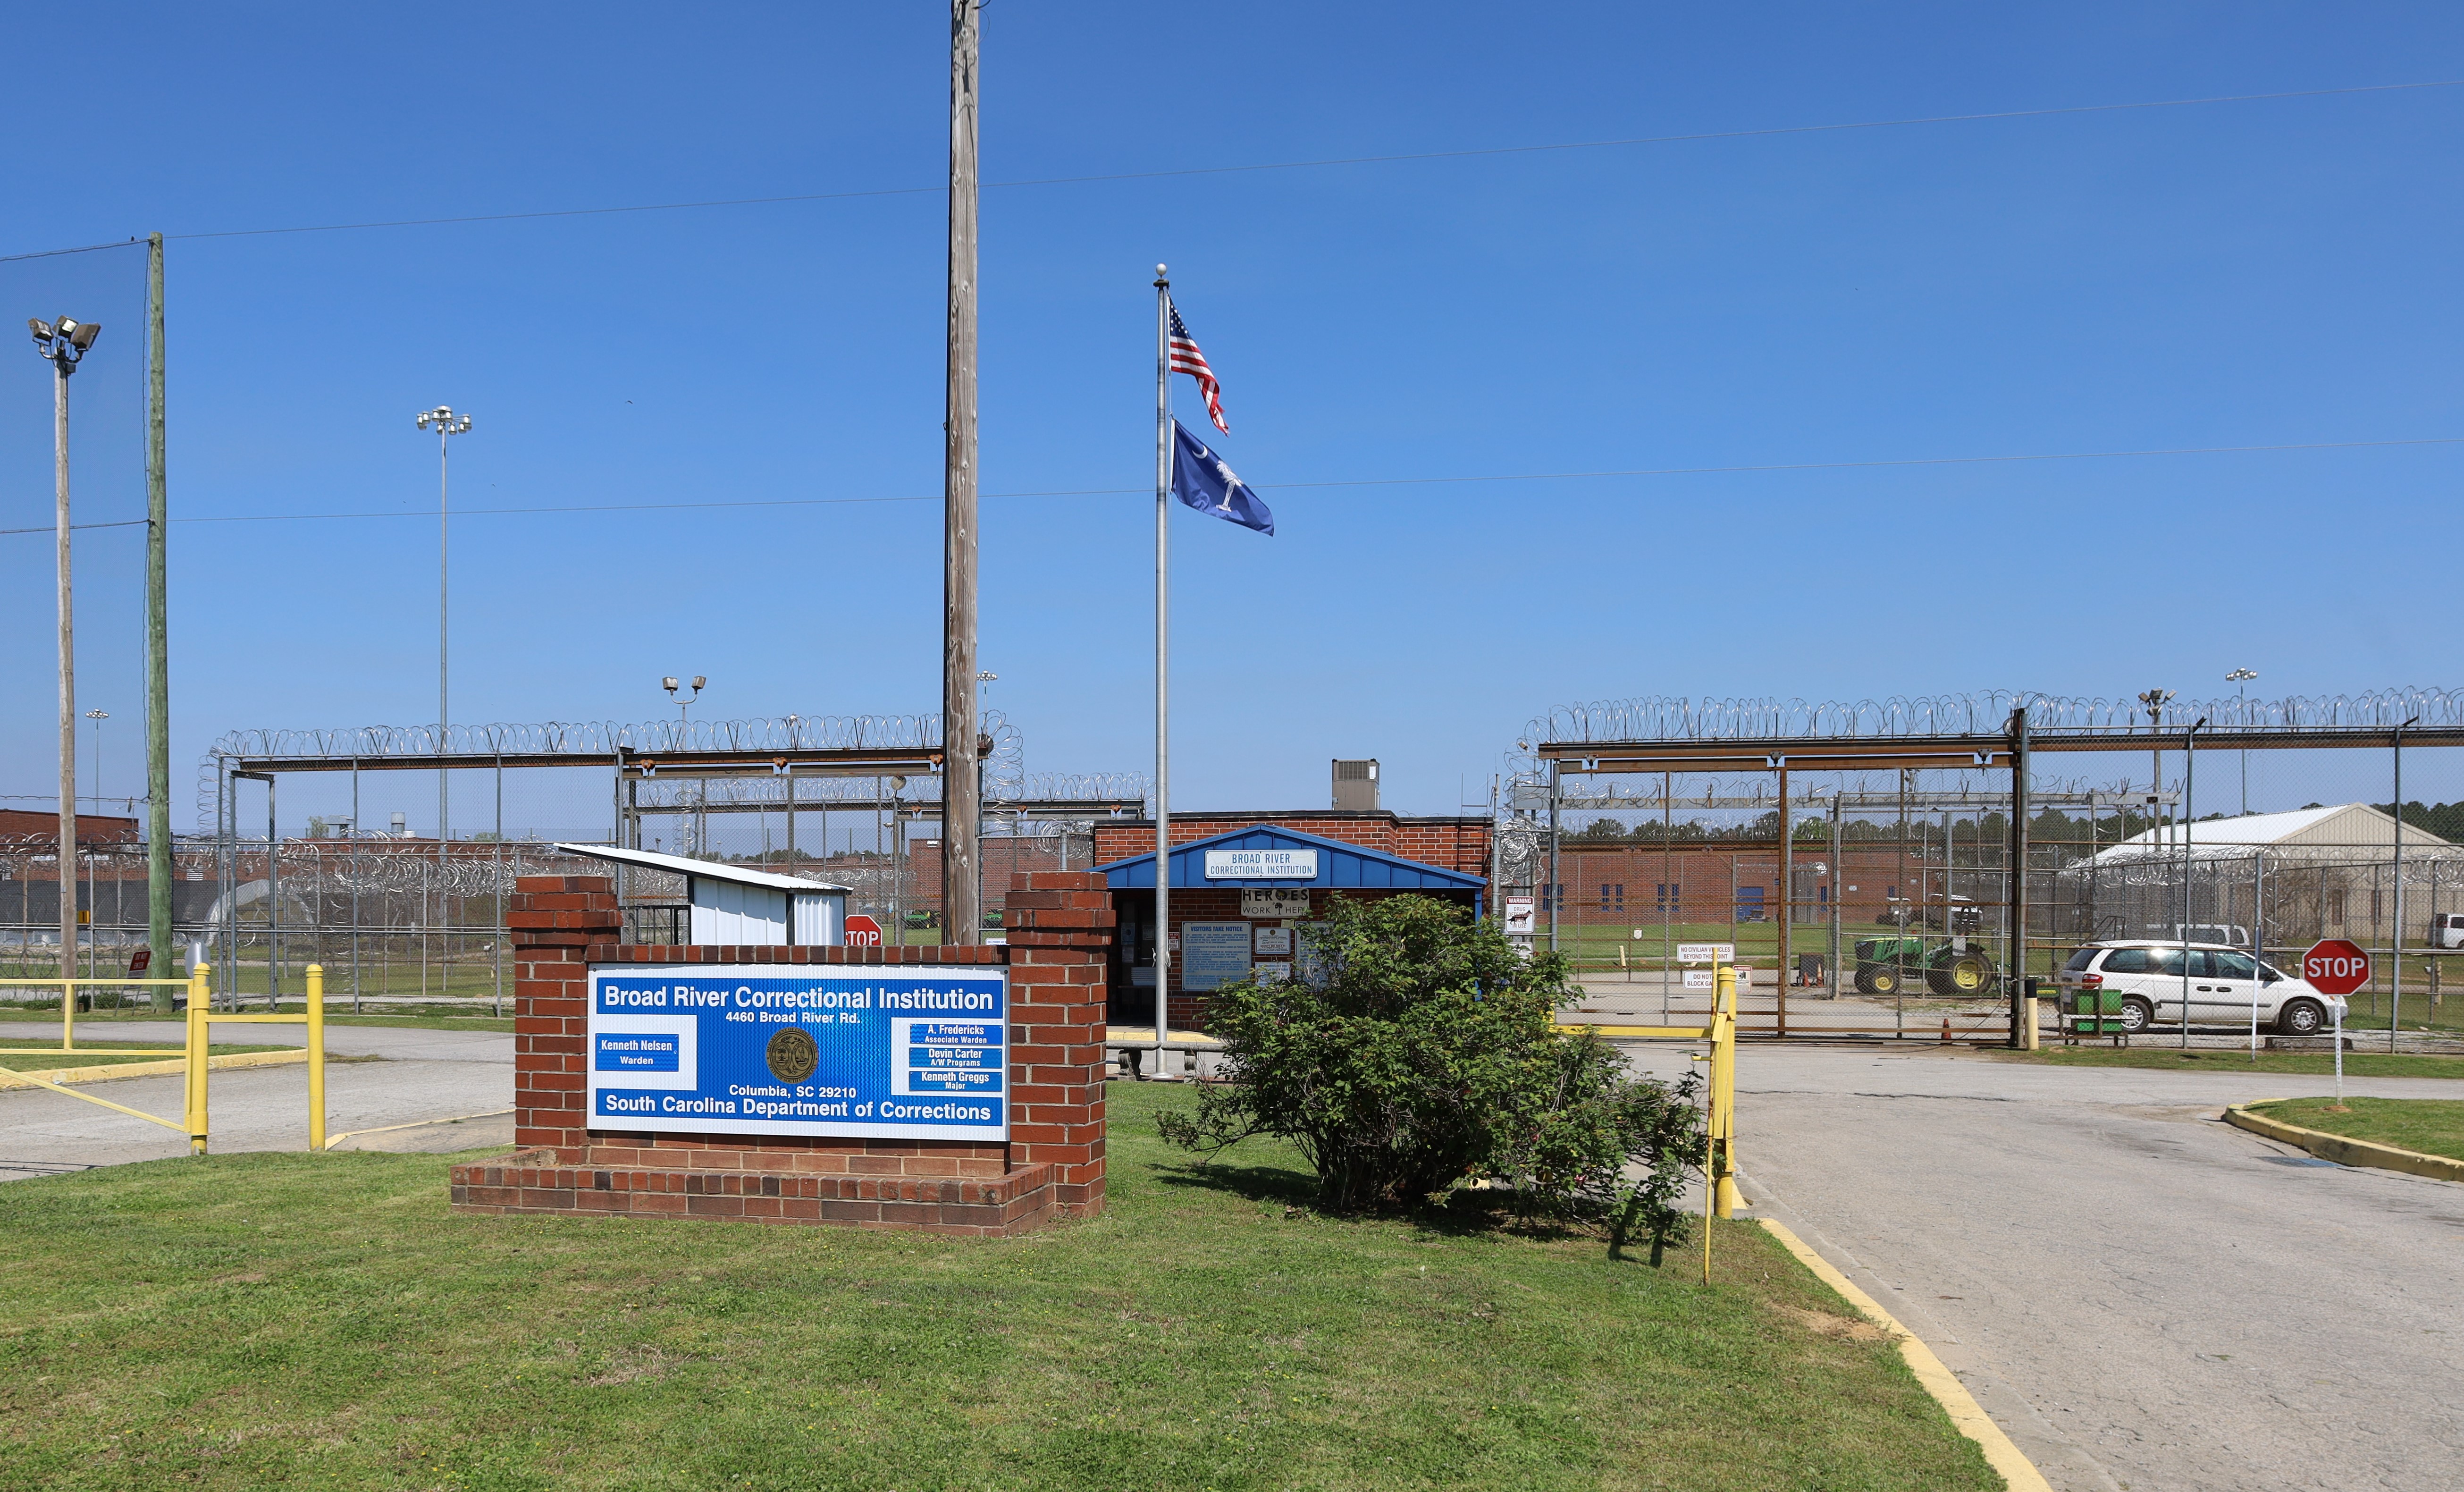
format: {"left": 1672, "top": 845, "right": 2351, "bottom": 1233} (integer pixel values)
{"left": 1156, "top": 894, "right": 1703, "bottom": 1260}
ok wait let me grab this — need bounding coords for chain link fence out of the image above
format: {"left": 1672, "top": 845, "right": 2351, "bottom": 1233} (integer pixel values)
{"left": 1504, "top": 691, "right": 2464, "bottom": 1045}
{"left": 0, "top": 716, "right": 1140, "bottom": 1014}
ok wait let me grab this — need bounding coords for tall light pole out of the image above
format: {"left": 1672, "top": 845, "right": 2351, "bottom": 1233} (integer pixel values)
{"left": 2226, "top": 668, "right": 2257, "bottom": 816}
{"left": 84, "top": 710, "right": 108, "bottom": 809}
{"left": 32, "top": 315, "right": 100, "bottom": 985}
{"left": 664, "top": 676, "right": 706, "bottom": 855}
{"left": 415, "top": 406, "right": 471, "bottom": 848}
{"left": 663, "top": 674, "right": 706, "bottom": 731}
{"left": 2139, "top": 688, "right": 2175, "bottom": 849}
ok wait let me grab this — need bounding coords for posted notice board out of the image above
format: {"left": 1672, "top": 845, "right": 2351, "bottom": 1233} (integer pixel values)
{"left": 1179, "top": 922, "right": 1253, "bottom": 990}
{"left": 587, "top": 964, "right": 1007, "bottom": 1141}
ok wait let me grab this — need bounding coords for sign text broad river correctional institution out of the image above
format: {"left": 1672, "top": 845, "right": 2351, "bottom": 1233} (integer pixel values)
{"left": 586, "top": 965, "right": 1007, "bottom": 1141}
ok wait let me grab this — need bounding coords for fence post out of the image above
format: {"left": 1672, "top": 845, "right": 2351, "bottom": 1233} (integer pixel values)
{"left": 306, "top": 962, "right": 326, "bottom": 1152}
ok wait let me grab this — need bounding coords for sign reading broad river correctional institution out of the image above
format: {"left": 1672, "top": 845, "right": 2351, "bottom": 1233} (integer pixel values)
{"left": 586, "top": 965, "right": 1007, "bottom": 1141}
{"left": 1203, "top": 848, "right": 1319, "bottom": 880}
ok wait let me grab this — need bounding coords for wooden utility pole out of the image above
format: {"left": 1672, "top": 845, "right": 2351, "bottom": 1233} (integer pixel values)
{"left": 146, "top": 234, "right": 174, "bottom": 1007}
{"left": 941, "top": 0, "right": 983, "bottom": 945}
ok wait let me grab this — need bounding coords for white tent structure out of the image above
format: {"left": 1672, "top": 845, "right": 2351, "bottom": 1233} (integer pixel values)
{"left": 2082, "top": 803, "right": 2460, "bottom": 866}
{"left": 2062, "top": 803, "right": 2464, "bottom": 949}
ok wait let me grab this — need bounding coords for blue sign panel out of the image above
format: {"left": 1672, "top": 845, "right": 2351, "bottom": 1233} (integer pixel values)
{"left": 585, "top": 964, "right": 1007, "bottom": 1141}
{"left": 1180, "top": 921, "right": 1252, "bottom": 991}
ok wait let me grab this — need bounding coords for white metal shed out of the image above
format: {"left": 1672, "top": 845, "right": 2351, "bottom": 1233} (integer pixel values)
{"left": 554, "top": 843, "right": 849, "bottom": 946}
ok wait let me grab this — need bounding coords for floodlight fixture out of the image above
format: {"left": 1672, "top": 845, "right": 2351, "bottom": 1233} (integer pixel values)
{"left": 663, "top": 674, "right": 705, "bottom": 726}
{"left": 2225, "top": 668, "right": 2257, "bottom": 683}
{"left": 30, "top": 313, "right": 97, "bottom": 371}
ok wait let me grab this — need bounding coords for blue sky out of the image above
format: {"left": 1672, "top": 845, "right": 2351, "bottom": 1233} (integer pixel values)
{"left": 6, "top": 2, "right": 2464, "bottom": 834}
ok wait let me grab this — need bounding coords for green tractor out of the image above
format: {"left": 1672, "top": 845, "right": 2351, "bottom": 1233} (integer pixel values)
{"left": 1852, "top": 936, "right": 1998, "bottom": 997}
{"left": 1853, "top": 897, "right": 1997, "bottom": 996}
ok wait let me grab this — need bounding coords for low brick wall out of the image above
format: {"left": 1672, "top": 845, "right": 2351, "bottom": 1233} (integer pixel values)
{"left": 450, "top": 1154, "right": 1056, "bottom": 1236}
{"left": 448, "top": 871, "right": 1111, "bottom": 1235}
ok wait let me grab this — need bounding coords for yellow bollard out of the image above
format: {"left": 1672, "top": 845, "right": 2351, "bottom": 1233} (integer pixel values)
{"left": 185, "top": 964, "right": 210, "bottom": 1155}
{"left": 1712, "top": 964, "right": 1741, "bottom": 1219}
{"left": 306, "top": 964, "right": 326, "bottom": 1152}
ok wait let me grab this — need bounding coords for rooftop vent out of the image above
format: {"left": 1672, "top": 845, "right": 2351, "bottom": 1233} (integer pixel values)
{"left": 1332, "top": 758, "right": 1379, "bottom": 812}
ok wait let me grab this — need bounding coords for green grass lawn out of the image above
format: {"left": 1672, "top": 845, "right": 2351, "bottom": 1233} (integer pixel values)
{"left": 0, "top": 1083, "right": 1995, "bottom": 1491}
{"left": 2249, "top": 1096, "right": 2464, "bottom": 1161}
{"left": 2338, "top": 1003, "right": 2464, "bottom": 1034}
{"left": 209, "top": 964, "right": 511, "bottom": 1003}
{"left": 1999, "top": 1047, "right": 2464, "bottom": 1079}
{"left": 0, "top": 1038, "right": 293, "bottom": 1073}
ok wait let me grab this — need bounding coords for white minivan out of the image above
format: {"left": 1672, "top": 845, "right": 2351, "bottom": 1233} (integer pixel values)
{"left": 2056, "top": 941, "right": 2347, "bottom": 1037}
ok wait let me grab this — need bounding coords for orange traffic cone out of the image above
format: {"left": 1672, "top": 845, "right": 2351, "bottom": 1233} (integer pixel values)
{"left": 1940, "top": 1016, "right": 1952, "bottom": 1045}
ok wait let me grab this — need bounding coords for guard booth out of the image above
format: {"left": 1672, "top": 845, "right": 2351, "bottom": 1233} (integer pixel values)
{"left": 1094, "top": 825, "right": 1487, "bottom": 1031}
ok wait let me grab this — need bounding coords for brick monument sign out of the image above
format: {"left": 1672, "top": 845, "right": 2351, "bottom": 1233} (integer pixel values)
{"left": 449, "top": 870, "right": 1110, "bottom": 1234}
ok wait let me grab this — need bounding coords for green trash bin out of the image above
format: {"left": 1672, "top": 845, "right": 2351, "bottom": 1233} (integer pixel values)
{"left": 2067, "top": 987, "right": 2124, "bottom": 1040}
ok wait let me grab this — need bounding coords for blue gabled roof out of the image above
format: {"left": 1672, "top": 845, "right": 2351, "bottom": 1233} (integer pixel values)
{"left": 1094, "top": 824, "right": 1487, "bottom": 892}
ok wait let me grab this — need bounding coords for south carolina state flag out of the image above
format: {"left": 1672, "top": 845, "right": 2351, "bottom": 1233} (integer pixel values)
{"left": 1169, "top": 420, "right": 1274, "bottom": 536}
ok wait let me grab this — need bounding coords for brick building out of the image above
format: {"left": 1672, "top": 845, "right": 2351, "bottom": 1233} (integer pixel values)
{"left": 1090, "top": 809, "right": 1489, "bottom": 882}
{"left": 1093, "top": 820, "right": 1489, "bottom": 1031}
{"left": 0, "top": 809, "right": 139, "bottom": 848}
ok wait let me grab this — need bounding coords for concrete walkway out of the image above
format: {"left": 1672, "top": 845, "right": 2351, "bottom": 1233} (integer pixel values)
{"left": 1614, "top": 1041, "right": 2464, "bottom": 1492}
{"left": 0, "top": 1020, "right": 514, "bottom": 1177}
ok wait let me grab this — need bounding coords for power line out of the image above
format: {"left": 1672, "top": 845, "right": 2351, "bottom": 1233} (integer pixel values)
{"left": 5, "top": 79, "right": 2456, "bottom": 258}
{"left": 0, "top": 237, "right": 143, "bottom": 266}
{"left": 0, "top": 519, "right": 145, "bottom": 537}
{"left": 8, "top": 433, "right": 2456, "bottom": 536}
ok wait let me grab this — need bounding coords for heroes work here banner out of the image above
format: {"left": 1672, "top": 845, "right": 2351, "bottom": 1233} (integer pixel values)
{"left": 585, "top": 965, "right": 1007, "bottom": 1141}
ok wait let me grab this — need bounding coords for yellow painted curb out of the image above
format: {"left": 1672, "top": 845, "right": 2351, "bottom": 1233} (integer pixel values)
{"left": 0, "top": 1048, "right": 312, "bottom": 1088}
{"left": 2226, "top": 1103, "right": 2464, "bottom": 1183}
{"left": 1758, "top": 1218, "right": 2052, "bottom": 1492}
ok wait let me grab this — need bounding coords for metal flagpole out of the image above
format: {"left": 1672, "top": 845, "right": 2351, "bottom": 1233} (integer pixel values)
{"left": 1152, "top": 265, "right": 1174, "bottom": 1079}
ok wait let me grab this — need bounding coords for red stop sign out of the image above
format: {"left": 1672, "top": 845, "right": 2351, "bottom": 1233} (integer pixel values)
{"left": 2303, "top": 938, "right": 2371, "bottom": 996}
{"left": 843, "top": 915, "right": 883, "bottom": 949}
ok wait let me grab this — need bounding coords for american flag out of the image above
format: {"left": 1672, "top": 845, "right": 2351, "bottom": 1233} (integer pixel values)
{"left": 1167, "top": 297, "right": 1229, "bottom": 433}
